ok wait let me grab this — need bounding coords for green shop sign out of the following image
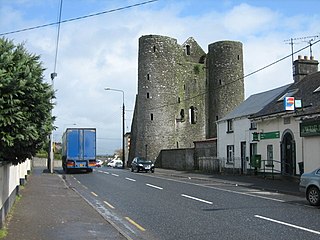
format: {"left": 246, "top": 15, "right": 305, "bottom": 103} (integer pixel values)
{"left": 260, "top": 131, "right": 280, "bottom": 140}
{"left": 300, "top": 120, "right": 320, "bottom": 137}
{"left": 252, "top": 131, "right": 280, "bottom": 141}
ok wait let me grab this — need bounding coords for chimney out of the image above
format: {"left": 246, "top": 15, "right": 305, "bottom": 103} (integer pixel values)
{"left": 293, "top": 56, "right": 319, "bottom": 83}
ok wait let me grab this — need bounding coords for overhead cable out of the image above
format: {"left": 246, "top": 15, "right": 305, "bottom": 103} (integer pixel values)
{"left": 0, "top": 0, "right": 159, "bottom": 36}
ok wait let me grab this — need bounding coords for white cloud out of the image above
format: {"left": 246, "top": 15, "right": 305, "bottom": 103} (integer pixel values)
{"left": 1, "top": 0, "right": 320, "bottom": 154}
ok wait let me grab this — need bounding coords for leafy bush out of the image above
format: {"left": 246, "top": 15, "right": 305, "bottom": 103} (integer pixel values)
{"left": 0, "top": 38, "right": 54, "bottom": 165}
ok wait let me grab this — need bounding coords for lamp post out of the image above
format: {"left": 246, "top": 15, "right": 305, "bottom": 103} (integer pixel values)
{"left": 104, "top": 88, "right": 125, "bottom": 169}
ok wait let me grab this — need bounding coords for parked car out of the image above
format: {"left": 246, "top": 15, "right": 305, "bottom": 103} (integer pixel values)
{"left": 299, "top": 168, "right": 320, "bottom": 206}
{"left": 95, "top": 159, "right": 103, "bottom": 167}
{"left": 131, "top": 157, "right": 154, "bottom": 173}
{"left": 107, "top": 159, "right": 123, "bottom": 168}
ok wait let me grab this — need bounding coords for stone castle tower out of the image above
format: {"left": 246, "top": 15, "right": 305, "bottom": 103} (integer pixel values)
{"left": 129, "top": 35, "right": 244, "bottom": 163}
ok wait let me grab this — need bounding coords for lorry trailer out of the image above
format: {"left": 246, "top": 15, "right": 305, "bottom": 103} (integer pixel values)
{"left": 62, "top": 128, "right": 96, "bottom": 173}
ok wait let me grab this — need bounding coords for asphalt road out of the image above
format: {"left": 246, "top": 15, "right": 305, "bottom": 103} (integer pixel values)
{"left": 66, "top": 167, "right": 320, "bottom": 240}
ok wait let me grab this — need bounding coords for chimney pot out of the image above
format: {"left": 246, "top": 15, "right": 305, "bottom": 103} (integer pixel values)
{"left": 310, "top": 56, "right": 314, "bottom": 60}
{"left": 304, "top": 56, "right": 308, "bottom": 60}
{"left": 298, "top": 55, "right": 302, "bottom": 60}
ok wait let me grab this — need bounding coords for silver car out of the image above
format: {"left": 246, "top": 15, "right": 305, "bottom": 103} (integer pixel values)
{"left": 299, "top": 168, "right": 320, "bottom": 206}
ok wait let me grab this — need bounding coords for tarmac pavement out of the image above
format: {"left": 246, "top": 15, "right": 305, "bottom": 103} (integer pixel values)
{"left": 3, "top": 167, "right": 126, "bottom": 240}
{"left": 2, "top": 164, "right": 305, "bottom": 240}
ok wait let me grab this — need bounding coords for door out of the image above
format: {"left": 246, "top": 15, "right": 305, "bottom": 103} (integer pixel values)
{"left": 240, "top": 142, "right": 246, "bottom": 174}
{"left": 281, "top": 131, "right": 296, "bottom": 175}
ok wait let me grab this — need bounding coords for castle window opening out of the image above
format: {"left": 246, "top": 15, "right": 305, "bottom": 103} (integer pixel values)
{"left": 153, "top": 46, "right": 156, "bottom": 52}
{"left": 147, "top": 74, "right": 150, "bottom": 80}
{"left": 147, "top": 92, "right": 150, "bottom": 98}
{"left": 177, "top": 97, "right": 180, "bottom": 103}
{"left": 238, "top": 55, "right": 240, "bottom": 60}
{"left": 186, "top": 45, "right": 191, "bottom": 55}
{"left": 151, "top": 113, "right": 154, "bottom": 121}
{"left": 180, "top": 109, "right": 185, "bottom": 120}
{"left": 176, "top": 142, "right": 179, "bottom": 148}
{"left": 189, "top": 106, "right": 197, "bottom": 124}
{"left": 219, "top": 79, "right": 222, "bottom": 85}
{"left": 216, "top": 116, "right": 219, "bottom": 121}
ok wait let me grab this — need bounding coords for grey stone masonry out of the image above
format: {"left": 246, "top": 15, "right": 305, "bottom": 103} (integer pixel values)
{"left": 129, "top": 35, "right": 244, "bottom": 163}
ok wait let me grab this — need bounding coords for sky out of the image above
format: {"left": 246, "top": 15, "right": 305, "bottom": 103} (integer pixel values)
{"left": 1, "top": 0, "right": 320, "bottom": 155}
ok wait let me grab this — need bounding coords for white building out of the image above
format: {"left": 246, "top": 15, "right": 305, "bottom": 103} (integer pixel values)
{"left": 217, "top": 85, "right": 290, "bottom": 174}
{"left": 250, "top": 56, "right": 320, "bottom": 174}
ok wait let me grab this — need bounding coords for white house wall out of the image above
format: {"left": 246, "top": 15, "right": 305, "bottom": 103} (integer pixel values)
{"left": 217, "top": 118, "right": 253, "bottom": 170}
{"left": 303, "top": 136, "right": 320, "bottom": 172}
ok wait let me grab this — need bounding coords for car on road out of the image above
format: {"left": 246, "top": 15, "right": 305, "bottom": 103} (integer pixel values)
{"left": 299, "top": 167, "right": 320, "bottom": 206}
{"left": 107, "top": 159, "right": 123, "bottom": 168}
{"left": 131, "top": 157, "right": 154, "bottom": 173}
{"left": 95, "top": 159, "right": 103, "bottom": 167}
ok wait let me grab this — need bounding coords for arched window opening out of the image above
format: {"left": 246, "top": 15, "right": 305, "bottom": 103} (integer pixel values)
{"left": 186, "top": 45, "right": 191, "bottom": 55}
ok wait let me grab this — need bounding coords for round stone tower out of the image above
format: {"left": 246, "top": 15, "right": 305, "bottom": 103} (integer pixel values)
{"left": 207, "top": 41, "right": 244, "bottom": 138}
{"left": 132, "top": 35, "right": 182, "bottom": 161}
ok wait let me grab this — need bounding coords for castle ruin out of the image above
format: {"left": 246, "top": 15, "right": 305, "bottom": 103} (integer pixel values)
{"left": 129, "top": 34, "right": 244, "bottom": 164}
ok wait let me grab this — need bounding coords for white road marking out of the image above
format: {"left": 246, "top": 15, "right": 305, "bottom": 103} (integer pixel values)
{"left": 125, "top": 177, "right": 136, "bottom": 182}
{"left": 147, "top": 174, "right": 286, "bottom": 203}
{"left": 111, "top": 174, "right": 119, "bottom": 177}
{"left": 98, "top": 170, "right": 103, "bottom": 173}
{"left": 255, "top": 215, "right": 320, "bottom": 235}
{"left": 181, "top": 194, "right": 213, "bottom": 205}
{"left": 104, "top": 200, "right": 115, "bottom": 209}
{"left": 91, "top": 191, "right": 98, "bottom": 197}
{"left": 104, "top": 171, "right": 110, "bottom": 174}
{"left": 146, "top": 183, "right": 163, "bottom": 190}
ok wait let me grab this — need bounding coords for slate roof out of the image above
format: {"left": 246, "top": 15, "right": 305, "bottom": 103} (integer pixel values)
{"left": 219, "top": 84, "right": 291, "bottom": 122}
{"left": 251, "top": 71, "right": 320, "bottom": 119}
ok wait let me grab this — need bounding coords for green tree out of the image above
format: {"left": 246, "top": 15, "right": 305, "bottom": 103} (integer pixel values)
{"left": 0, "top": 38, "right": 54, "bottom": 165}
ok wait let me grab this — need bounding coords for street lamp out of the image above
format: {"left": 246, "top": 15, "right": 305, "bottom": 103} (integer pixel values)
{"left": 104, "top": 88, "right": 125, "bottom": 169}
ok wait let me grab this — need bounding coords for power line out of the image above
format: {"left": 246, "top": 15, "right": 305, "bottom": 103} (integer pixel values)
{"left": 0, "top": 0, "right": 159, "bottom": 36}
{"left": 146, "top": 39, "right": 320, "bottom": 111}
{"left": 53, "top": 0, "right": 63, "bottom": 75}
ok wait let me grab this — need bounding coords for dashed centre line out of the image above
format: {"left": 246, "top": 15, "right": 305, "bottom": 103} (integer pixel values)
{"left": 125, "top": 177, "right": 136, "bottom": 182}
{"left": 181, "top": 194, "right": 213, "bottom": 205}
{"left": 146, "top": 183, "right": 163, "bottom": 190}
{"left": 255, "top": 215, "right": 320, "bottom": 235}
{"left": 111, "top": 173, "right": 119, "bottom": 177}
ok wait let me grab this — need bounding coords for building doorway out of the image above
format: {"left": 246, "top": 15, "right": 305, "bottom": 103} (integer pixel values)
{"left": 240, "top": 142, "right": 247, "bottom": 174}
{"left": 281, "top": 130, "right": 296, "bottom": 175}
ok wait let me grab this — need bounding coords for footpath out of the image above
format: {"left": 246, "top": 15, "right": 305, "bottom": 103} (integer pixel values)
{"left": 2, "top": 164, "right": 303, "bottom": 240}
{"left": 3, "top": 167, "right": 126, "bottom": 240}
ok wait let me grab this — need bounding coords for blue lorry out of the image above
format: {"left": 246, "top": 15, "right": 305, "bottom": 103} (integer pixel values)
{"left": 62, "top": 128, "right": 96, "bottom": 173}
